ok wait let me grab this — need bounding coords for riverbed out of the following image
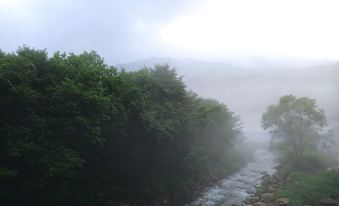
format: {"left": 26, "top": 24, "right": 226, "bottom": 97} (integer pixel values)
{"left": 189, "top": 149, "right": 278, "bottom": 206}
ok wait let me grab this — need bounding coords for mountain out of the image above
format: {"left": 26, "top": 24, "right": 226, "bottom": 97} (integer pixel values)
{"left": 118, "top": 58, "right": 339, "bottom": 140}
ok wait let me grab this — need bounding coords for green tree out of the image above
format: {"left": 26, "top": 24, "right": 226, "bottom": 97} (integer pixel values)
{"left": 261, "top": 95, "right": 329, "bottom": 160}
{"left": 0, "top": 46, "right": 245, "bottom": 206}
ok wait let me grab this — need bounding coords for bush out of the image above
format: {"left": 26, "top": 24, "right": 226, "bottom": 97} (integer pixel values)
{"left": 277, "top": 171, "right": 339, "bottom": 206}
{"left": 278, "top": 149, "right": 336, "bottom": 172}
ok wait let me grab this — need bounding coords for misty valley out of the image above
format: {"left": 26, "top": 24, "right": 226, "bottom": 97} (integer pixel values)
{"left": 3, "top": 0, "right": 339, "bottom": 205}
{"left": 0, "top": 47, "right": 338, "bottom": 206}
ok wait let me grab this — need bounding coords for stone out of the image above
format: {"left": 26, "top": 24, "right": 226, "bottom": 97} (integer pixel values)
{"left": 286, "top": 176, "right": 291, "bottom": 182}
{"left": 254, "top": 201, "right": 267, "bottom": 206}
{"left": 268, "top": 185, "right": 277, "bottom": 192}
{"left": 232, "top": 203, "right": 246, "bottom": 206}
{"left": 273, "top": 183, "right": 281, "bottom": 188}
{"left": 249, "top": 197, "right": 260, "bottom": 204}
{"left": 261, "top": 193, "right": 274, "bottom": 202}
{"left": 276, "top": 198, "right": 289, "bottom": 206}
{"left": 243, "top": 198, "right": 250, "bottom": 204}
{"left": 320, "top": 197, "right": 336, "bottom": 206}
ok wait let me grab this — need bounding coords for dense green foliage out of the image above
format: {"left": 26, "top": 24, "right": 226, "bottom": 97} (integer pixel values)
{"left": 0, "top": 47, "right": 244, "bottom": 205}
{"left": 261, "top": 95, "right": 331, "bottom": 161}
{"left": 277, "top": 171, "right": 339, "bottom": 206}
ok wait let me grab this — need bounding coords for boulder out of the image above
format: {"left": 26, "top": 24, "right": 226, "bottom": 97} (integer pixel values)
{"left": 249, "top": 197, "right": 260, "bottom": 204}
{"left": 254, "top": 201, "right": 267, "bottom": 206}
{"left": 272, "top": 169, "right": 289, "bottom": 183}
{"left": 286, "top": 176, "right": 291, "bottom": 182}
{"left": 243, "top": 198, "right": 250, "bottom": 204}
{"left": 276, "top": 198, "right": 289, "bottom": 206}
{"left": 272, "top": 183, "right": 281, "bottom": 188}
{"left": 232, "top": 203, "right": 247, "bottom": 206}
{"left": 261, "top": 193, "right": 274, "bottom": 202}
{"left": 268, "top": 185, "right": 277, "bottom": 192}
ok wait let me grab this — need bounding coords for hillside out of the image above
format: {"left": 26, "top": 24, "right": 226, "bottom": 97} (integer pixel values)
{"left": 119, "top": 58, "right": 339, "bottom": 140}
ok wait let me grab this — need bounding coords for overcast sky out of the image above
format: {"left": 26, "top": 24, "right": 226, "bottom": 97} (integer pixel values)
{"left": 1, "top": 0, "right": 339, "bottom": 64}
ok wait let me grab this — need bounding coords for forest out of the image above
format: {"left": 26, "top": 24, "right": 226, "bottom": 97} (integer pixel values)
{"left": 1, "top": 46, "right": 338, "bottom": 206}
{"left": 1, "top": 1, "right": 339, "bottom": 206}
{"left": 0, "top": 47, "right": 248, "bottom": 205}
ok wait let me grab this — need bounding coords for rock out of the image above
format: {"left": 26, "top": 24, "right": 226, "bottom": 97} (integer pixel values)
{"left": 272, "top": 169, "right": 289, "bottom": 183}
{"left": 268, "top": 185, "right": 277, "bottom": 192}
{"left": 232, "top": 203, "right": 247, "bottom": 206}
{"left": 231, "top": 203, "right": 245, "bottom": 206}
{"left": 273, "top": 183, "right": 281, "bottom": 188}
{"left": 249, "top": 197, "right": 260, "bottom": 204}
{"left": 276, "top": 198, "right": 289, "bottom": 206}
{"left": 320, "top": 197, "right": 336, "bottom": 206}
{"left": 261, "top": 193, "right": 274, "bottom": 202}
{"left": 254, "top": 201, "right": 267, "bottom": 206}
{"left": 286, "top": 176, "right": 291, "bottom": 182}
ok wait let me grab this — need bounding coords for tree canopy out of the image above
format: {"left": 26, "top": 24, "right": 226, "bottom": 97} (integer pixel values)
{"left": 0, "top": 46, "right": 245, "bottom": 205}
{"left": 261, "top": 95, "right": 330, "bottom": 160}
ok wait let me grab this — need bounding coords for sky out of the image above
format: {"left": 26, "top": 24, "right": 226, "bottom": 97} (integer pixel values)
{"left": 1, "top": 0, "right": 339, "bottom": 65}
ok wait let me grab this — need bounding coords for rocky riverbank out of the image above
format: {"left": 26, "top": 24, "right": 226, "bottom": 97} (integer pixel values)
{"left": 244, "top": 165, "right": 338, "bottom": 206}
{"left": 243, "top": 165, "right": 290, "bottom": 206}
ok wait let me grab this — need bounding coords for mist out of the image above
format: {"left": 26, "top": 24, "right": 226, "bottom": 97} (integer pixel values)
{"left": 1, "top": 0, "right": 337, "bottom": 137}
{"left": 1, "top": 0, "right": 339, "bottom": 206}
{"left": 119, "top": 57, "right": 339, "bottom": 142}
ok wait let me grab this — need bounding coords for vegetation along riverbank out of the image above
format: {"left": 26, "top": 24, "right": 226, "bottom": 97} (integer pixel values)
{"left": 0, "top": 47, "right": 252, "bottom": 206}
{"left": 244, "top": 95, "right": 339, "bottom": 206}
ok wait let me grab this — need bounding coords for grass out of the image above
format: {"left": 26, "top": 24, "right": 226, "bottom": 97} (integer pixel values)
{"left": 276, "top": 171, "right": 339, "bottom": 206}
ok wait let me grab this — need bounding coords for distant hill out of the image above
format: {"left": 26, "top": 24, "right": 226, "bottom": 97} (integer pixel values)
{"left": 118, "top": 58, "right": 339, "bottom": 140}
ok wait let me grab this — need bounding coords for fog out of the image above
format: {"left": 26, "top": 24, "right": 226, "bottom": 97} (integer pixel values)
{"left": 119, "top": 57, "right": 339, "bottom": 142}
{"left": 2, "top": 0, "right": 338, "bottom": 142}
{"left": 2, "top": 1, "right": 339, "bottom": 205}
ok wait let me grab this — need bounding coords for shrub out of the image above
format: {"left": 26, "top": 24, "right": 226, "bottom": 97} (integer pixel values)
{"left": 277, "top": 171, "right": 339, "bottom": 206}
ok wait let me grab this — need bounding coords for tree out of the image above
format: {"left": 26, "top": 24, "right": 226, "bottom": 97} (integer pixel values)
{"left": 0, "top": 46, "right": 245, "bottom": 205}
{"left": 261, "top": 95, "right": 328, "bottom": 160}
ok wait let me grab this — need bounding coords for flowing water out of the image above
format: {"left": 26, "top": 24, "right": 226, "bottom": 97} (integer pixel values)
{"left": 189, "top": 149, "right": 278, "bottom": 206}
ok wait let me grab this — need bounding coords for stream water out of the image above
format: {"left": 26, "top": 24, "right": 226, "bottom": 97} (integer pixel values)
{"left": 189, "top": 149, "right": 278, "bottom": 206}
